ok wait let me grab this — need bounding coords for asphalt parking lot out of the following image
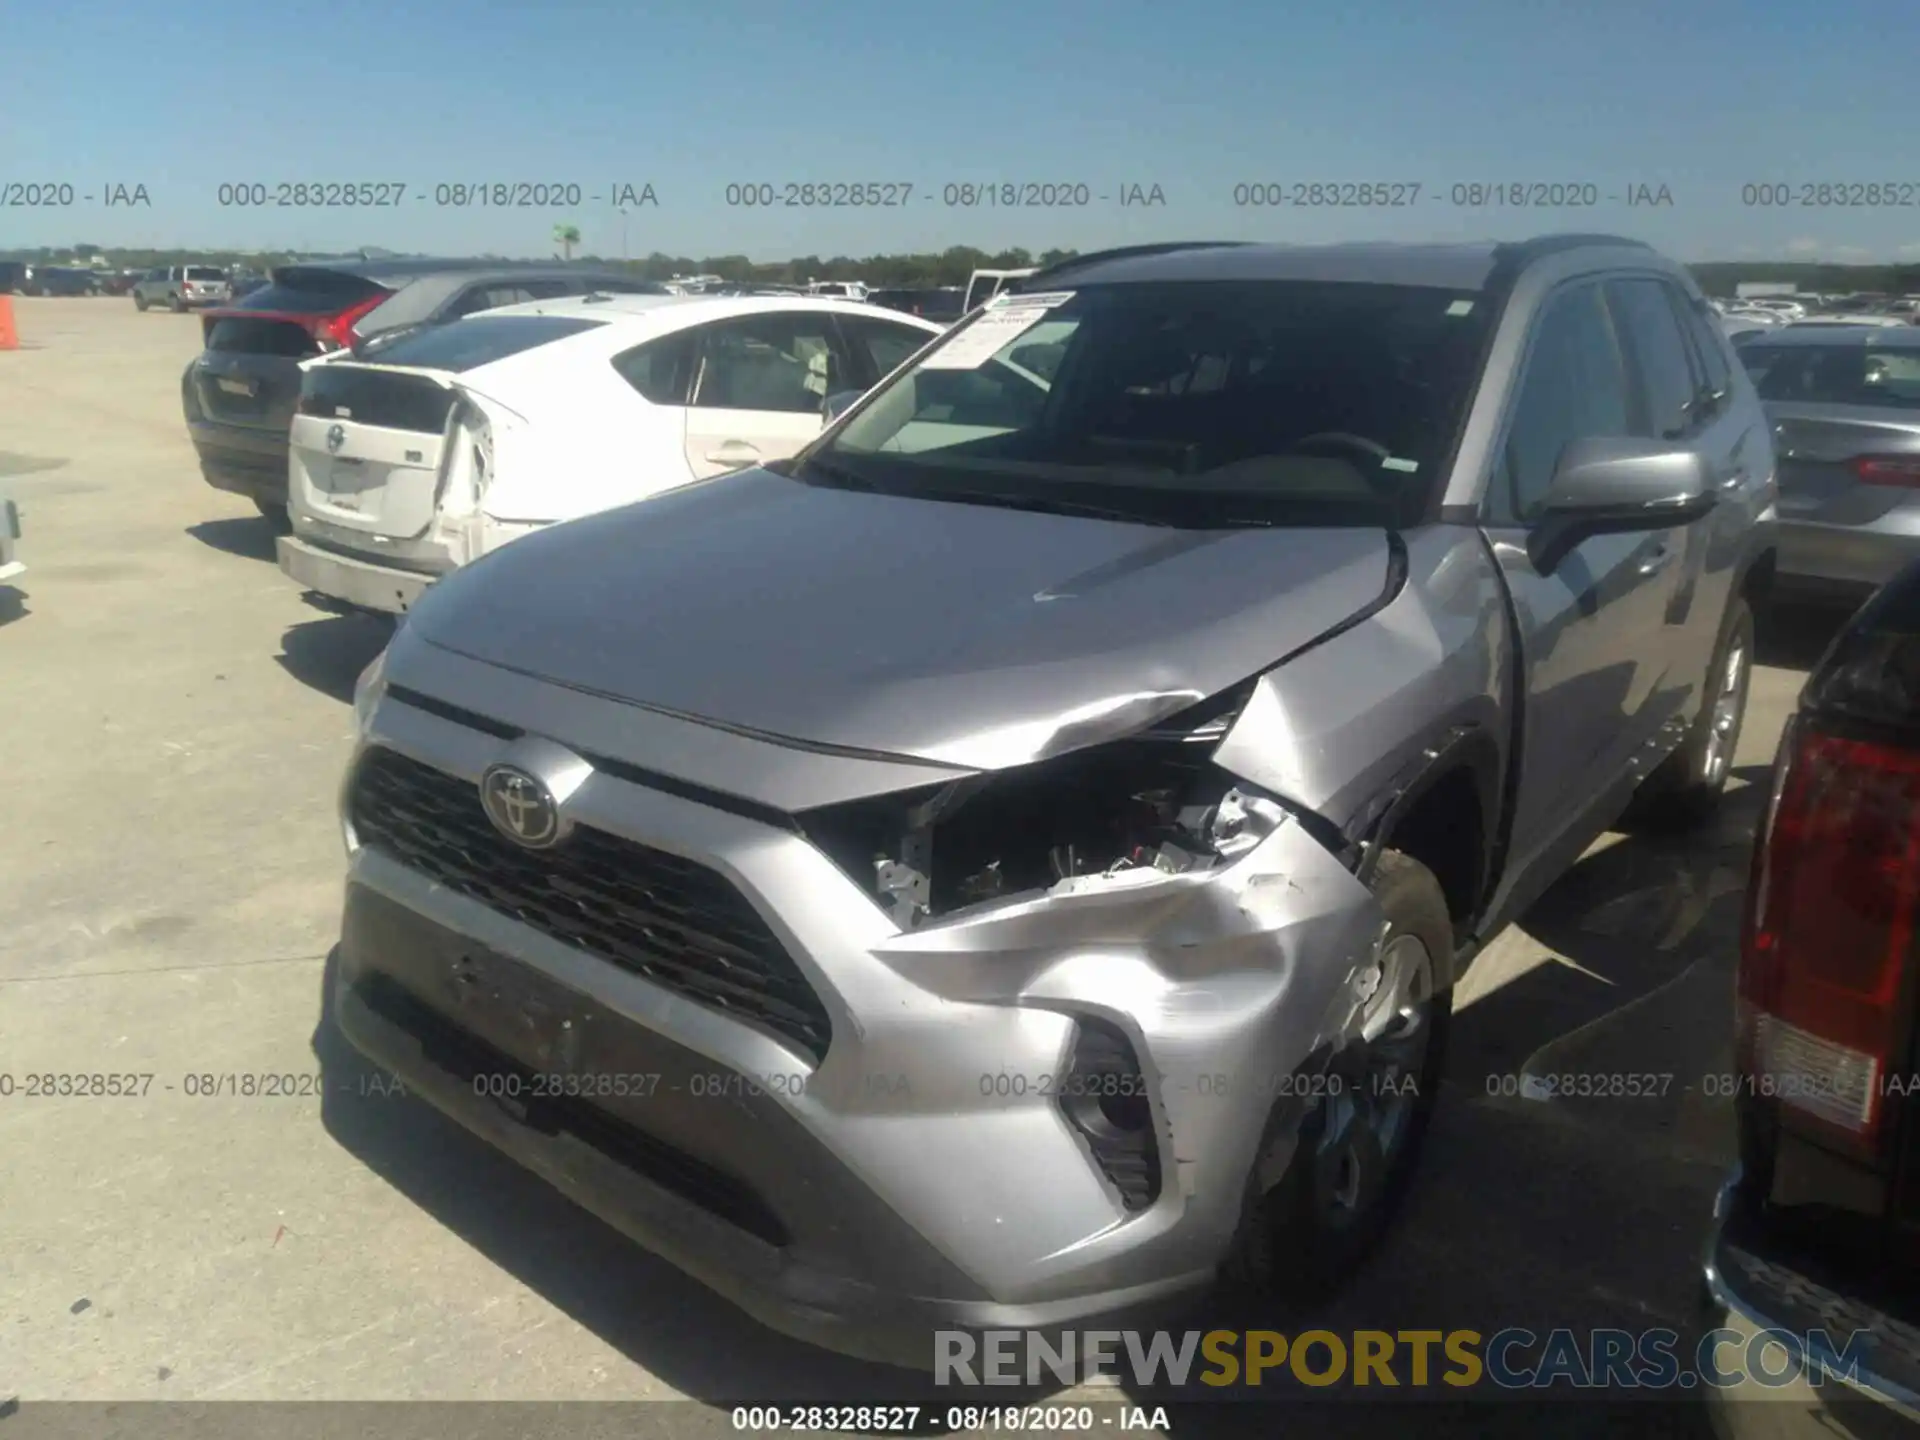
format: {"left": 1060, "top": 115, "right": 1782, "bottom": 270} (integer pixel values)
{"left": 0, "top": 297, "right": 1857, "bottom": 1433}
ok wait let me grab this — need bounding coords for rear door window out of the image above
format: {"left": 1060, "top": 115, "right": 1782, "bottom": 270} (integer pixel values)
{"left": 186, "top": 267, "right": 227, "bottom": 281}
{"left": 692, "top": 312, "right": 848, "bottom": 411}
{"left": 355, "top": 313, "right": 603, "bottom": 372}
{"left": 836, "top": 314, "right": 935, "bottom": 385}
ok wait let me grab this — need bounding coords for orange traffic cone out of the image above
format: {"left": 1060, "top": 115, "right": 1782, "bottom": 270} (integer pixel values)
{"left": 0, "top": 295, "right": 16, "bottom": 350}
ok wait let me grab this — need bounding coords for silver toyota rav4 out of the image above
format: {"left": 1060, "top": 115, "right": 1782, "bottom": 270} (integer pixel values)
{"left": 331, "top": 236, "right": 1777, "bottom": 1366}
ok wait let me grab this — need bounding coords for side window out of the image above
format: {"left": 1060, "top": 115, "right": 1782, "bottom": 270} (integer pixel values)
{"left": 450, "top": 284, "right": 539, "bottom": 317}
{"left": 692, "top": 313, "right": 842, "bottom": 412}
{"left": 519, "top": 279, "right": 570, "bottom": 300}
{"left": 1671, "top": 287, "right": 1734, "bottom": 401}
{"left": 838, "top": 315, "right": 932, "bottom": 384}
{"left": 611, "top": 330, "right": 698, "bottom": 406}
{"left": 1497, "top": 284, "right": 1634, "bottom": 523}
{"left": 1606, "top": 278, "right": 1700, "bottom": 440}
{"left": 147, "top": 268, "right": 166, "bottom": 281}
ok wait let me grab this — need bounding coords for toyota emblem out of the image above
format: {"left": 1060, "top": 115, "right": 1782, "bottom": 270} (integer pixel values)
{"left": 325, "top": 423, "right": 347, "bottom": 454}
{"left": 479, "top": 764, "right": 566, "bottom": 848}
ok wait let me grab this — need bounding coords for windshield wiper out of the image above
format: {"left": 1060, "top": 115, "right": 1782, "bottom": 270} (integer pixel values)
{"left": 795, "top": 452, "right": 878, "bottom": 490}
{"left": 920, "top": 488, "right": 1177, "bottom": 527}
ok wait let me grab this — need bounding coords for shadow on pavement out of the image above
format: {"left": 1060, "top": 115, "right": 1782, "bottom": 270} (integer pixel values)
{"left": 276, "top": 614, "right": 394, "bottom": 703}
{"left": 186, "top": 517, "right": 281, "bottom": 562}
{"left": 0, "top": 587, "right": 28, "bottom": 627}
{"left": 307, "top": 751, "right": 1763, "bottom": 1428}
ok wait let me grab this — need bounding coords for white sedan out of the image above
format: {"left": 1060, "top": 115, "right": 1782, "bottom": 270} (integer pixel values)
{"left": 275, "top": 293, "right": 943, "bottom": 615}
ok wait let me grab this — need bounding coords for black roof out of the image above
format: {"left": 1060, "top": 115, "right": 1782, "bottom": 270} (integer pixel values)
{"left": 277, "top": 256, "right": 646, "bottom": 282}
{"left": 1016, "top": 235, "right": 1657, "bottom": 293}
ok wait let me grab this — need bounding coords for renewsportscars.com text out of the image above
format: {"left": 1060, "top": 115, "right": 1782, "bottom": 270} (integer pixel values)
{"left": 935, "top": 1326, "right": 1877, "bottom": 1392}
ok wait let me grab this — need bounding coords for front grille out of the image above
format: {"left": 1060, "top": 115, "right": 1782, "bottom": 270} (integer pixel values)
{"left": 348, "top": 747, "right": 833, "bottom": 1061}
{"left": 354, "top": 970, "right": 790, "bottom": 1245}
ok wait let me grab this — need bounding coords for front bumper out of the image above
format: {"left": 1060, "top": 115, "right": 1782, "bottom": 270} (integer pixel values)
{"left": 279, "top": 534, "right": 437, "bottom": 615}
{"left": 331, "top": 656, "right": 1393, "bottom": 1364}
{"left": 1703, "top": 1172, "right": 1920, "bottom": 1439}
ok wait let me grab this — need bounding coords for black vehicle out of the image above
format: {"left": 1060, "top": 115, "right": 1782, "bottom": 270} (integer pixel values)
{"left": 24, "top": 266, "right": 101, "bottom": 296}
{"left": 869, "top": 285, "right": 965, "bottom": 323}
{"left": 182, "top": 258, "right": 670, "bottom": 524}
{"left": 1704, "top": 556, "right": 1920, "bottom": 1437}
{"left": 0, "top": 261, "right": 27, "bottom": 294}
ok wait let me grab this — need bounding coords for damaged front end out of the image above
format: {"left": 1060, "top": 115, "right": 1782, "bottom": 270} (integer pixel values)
{"left": 798, "top": 682, "right": 1350, "bottom": 930}
{"left": 793, "top": 685, "right": 1394, "bottom": 1249}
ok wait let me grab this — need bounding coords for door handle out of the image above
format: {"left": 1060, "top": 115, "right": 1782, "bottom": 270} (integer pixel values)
{"left": 1638, "top": 545, "right": 1674, "bottom": 576}
{"left": 704, "top": 442, "right": 760, "bottom": 463}
{"left": 1717, "top": 467, "right": 1748, "bottom": 490}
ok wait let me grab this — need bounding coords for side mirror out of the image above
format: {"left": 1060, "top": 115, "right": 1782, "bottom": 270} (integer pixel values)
{"left": 821, "top": 389, "right": 864, "bottom": 422}
{"left": 1528, "top": 437, "right": 1716, "bottom": 574}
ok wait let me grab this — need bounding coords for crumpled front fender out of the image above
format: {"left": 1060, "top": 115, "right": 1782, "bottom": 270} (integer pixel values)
{"left": 873, "top": 816, "right": 1388, "bottom": 1251}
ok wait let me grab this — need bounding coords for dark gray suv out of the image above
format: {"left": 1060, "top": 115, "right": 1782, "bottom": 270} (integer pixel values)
{"left": 182, "top": 258, "right": 669, "bottom": 524}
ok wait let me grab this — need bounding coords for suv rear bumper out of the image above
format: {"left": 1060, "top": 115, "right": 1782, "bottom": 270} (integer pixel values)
{"left": 279, "top": 534, "right": 436, "bottom": 615}
{"left": 191, "top": 420, "right": 290, "bottom": 506}
{"left": 1703, "top": 1171, "right": 1920, "bottom": 1438}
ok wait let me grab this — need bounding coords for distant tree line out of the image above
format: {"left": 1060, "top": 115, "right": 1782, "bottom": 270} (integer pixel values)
{"left": 9, "top": 244, "right": 1920, "bottom": 295}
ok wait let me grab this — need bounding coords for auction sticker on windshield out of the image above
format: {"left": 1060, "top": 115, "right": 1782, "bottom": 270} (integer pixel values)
{"left": 920, "top": 292, "right": 1077, "bottom": 370}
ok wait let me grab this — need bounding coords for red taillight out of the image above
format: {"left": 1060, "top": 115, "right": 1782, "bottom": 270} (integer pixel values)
{"left": 1849, "top": 455, "right": 1920, "bottom": 487}
{"left": 310, "top": 292, "right": 388, "bottom": 352}
{"left": 1738, "top": 721, "right": 1920, "bottom": 1151}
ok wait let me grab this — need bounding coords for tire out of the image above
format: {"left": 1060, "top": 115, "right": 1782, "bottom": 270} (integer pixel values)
{"left": 254, "top": 499, "right": 291, "bottom": 532}
{"left": 168, "top": 292, "right": 186, "bottom": 313}
{"left": 133, "top": 292, "right": 149, "bottom": 311}
{"left": 1222, "top": 848, "right": 1453, "bottom": 1301}
{"left": 1629, "top": 595, "right": 1755, "bottom": 830}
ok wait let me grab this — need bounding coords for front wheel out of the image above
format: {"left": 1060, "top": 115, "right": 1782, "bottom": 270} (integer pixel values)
{"left": 254, "top": 499, "right": 291, "bottom": 532}
{"left": 1222, "top": 848, "right": 1452, "bottom": 1301}
{"left": 1630, "top": 595, "right": 1754, "bottom": 829}
{"left": 133, "top": 292, "right": 149, "bottom": 311}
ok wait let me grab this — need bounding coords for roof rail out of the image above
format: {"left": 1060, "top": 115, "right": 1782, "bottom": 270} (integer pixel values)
{"left": 1493, "top": 233, "right": 1654, "bottom": 268}
{"left": 1014, "top": 241, "right": 1254, "bottom": 288}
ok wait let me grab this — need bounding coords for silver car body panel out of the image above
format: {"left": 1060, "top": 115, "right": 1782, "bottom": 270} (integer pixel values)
{"left": 407, "top": 469, "right": 1395, "bottom": 771}
{"left": 334, "top": 237, "right": 1778, "bottom": 1360}
{"left": 347, "top": 675, "right": 1390, "bottom": 1304}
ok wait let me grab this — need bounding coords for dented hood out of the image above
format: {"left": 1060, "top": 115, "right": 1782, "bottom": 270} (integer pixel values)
{"left": 406, "top": 468, "right": 1394, "bottom": 771}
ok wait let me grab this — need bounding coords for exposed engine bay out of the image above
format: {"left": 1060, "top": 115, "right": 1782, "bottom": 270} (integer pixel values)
{"left": 797, "top": 685, "right": 1302, "bottom": 927}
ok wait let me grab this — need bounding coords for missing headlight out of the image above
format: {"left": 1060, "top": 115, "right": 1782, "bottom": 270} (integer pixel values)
{"left": 797, "top": 682, "right": 1283, "bottom": 927}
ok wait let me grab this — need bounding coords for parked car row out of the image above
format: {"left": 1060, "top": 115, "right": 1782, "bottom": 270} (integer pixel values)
{"left": 185, "top": 258, "right": 673, "bottom": 523}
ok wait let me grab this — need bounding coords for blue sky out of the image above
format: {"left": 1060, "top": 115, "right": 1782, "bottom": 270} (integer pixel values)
{"left": 7, "top": 0, "right": 1920, "bottom": 262}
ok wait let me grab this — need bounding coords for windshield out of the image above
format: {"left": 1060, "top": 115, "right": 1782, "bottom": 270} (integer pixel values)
{"left": 816, "top": 280, "right": 1493, "bottom": 528}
